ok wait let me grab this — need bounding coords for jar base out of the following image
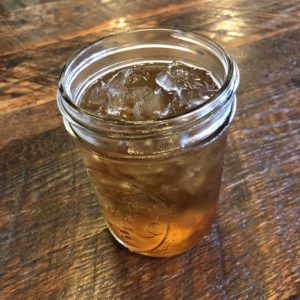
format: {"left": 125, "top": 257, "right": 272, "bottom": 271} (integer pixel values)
{"left": 106, "top": 218, "right": 215, "bottom": 258}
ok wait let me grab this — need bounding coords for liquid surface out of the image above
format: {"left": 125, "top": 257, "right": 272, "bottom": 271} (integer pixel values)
{"left": 80, "top": 61, "right": 219, "bottom": 120}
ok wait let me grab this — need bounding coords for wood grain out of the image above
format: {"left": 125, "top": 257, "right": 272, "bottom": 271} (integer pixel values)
{"left": 0, "top": 0, "right": 300, "bottom": 299}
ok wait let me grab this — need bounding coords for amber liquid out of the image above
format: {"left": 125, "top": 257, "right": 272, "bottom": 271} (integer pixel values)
{"left": 78, "top": 61, "right": 227, "bottom": 256}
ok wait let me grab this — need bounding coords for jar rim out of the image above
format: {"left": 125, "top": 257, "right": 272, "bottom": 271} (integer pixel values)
{"left": 57, "top": 28, "right": 239, "bottom": 133}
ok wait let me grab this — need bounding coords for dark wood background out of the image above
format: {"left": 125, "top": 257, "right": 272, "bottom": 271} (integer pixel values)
{"left": 1, "top": 0, "right": 299, "bottom": 299}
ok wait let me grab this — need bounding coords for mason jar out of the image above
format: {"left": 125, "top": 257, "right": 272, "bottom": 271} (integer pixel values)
{"left": 57, "top": 29, "right": 239, "bottom": 257}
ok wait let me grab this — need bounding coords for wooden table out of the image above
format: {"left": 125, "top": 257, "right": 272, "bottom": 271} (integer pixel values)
{"left": 1, "top": 0, "right": 299, "bottom": 299}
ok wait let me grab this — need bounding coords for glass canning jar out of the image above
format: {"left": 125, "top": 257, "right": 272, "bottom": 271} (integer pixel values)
{"left": 57, "top": 29, "right": 239, "bottom": 257}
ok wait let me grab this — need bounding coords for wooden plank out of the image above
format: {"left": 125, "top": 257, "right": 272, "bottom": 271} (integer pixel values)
{"left": 0, "top": 0, "right": 299, "bottom": 299}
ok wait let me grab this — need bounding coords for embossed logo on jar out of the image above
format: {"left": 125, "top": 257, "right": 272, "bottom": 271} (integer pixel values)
{"left": 88, "top": 169, "right": 170, "bottom": 252}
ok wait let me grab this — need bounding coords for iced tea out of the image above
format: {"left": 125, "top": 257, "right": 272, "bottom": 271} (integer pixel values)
{"left": 78, "top": 61, "right": 227, "bottom": 256}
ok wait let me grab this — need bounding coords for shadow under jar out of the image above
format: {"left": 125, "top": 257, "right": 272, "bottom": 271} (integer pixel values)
{"left": 57, "top": 29, "right": 239, "bottom": 257}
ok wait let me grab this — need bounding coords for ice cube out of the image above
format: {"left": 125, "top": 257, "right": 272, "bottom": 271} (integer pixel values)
{"left": 155, "top": 71, "right": 186, "bottom": 96}
{"left": 123, "top": 67, "right": 149, "bottom": 88}
{"left": 102, "top": 67, "right": 170, "bottom": 120}
{"left": 177, "top": 164, "right": 205, "bottom": 195}
{"left": 143, "top": 90, "right": 168, "bottom": 119}
{"left": 132, "top": 87, "right": 168, "bottom": 120}
{"left": 170, "top": 61, "right": 216, "bottom": 90}
{"left": 155, "top": 61, "right": 219, "bottom": 110}
{"left": 104, "top": 71, "right": 127, "bottom": 117}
